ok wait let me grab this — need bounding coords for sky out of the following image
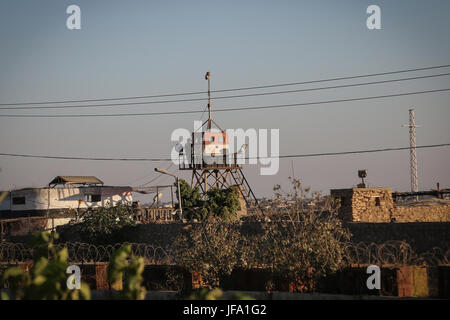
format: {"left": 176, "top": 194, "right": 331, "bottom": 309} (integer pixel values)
{"left": 0, "top": 0, "right": 449, "bottom": 201}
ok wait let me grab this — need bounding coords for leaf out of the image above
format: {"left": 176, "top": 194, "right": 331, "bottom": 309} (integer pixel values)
{"left": 1, "top": 291, "right": 10, "bottom": 300}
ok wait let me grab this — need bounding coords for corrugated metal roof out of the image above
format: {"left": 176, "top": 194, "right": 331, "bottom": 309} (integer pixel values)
{"left": 49, "top": 176, "right": 104, "bottom": 186}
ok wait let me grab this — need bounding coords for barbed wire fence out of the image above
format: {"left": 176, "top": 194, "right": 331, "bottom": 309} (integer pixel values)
{"left": 0, "top": 240, "right": 448, "bottom": 267}
{"left": 0, "top": 242, "right": 175, "bottom": 265}
{"left": 342, "top": 240, "right": 450, "bottom": 267}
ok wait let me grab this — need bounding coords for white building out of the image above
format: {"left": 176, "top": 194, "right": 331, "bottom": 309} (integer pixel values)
{"left": 0, "top": 176, "right": 133, "bottom": 218}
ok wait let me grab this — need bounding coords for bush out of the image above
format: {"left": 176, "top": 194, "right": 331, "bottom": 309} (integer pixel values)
{"left": 254, "top": 178, "right": 351, "bottom": 292}
{"left": 1, "top": 232, "right": 91, "bottom": 300}
{"left": 69, "top": 202, "right": 136, "bottom": 244}
{"left": 1, "top": 233, "right": 148, "bottom": 300}
{"left": 204, "top": 187, "right": 241, "bottom": 221}
{"left": 175, "top": 177, "right": 351, "bottom": 293}
{"left": 174, "top": 216, "right": 240, "bottom": 288}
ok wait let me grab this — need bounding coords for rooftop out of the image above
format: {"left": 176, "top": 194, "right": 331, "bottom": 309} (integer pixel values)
{"left": 48, "top": 176, "right": 104, "bottom": 186}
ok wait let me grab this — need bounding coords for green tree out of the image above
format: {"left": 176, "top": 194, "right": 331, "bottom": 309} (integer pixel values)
{"left": 174, "top": 216, "right": 240, "bottom": 288}
{"left": 73, "top": 202, "right": 136, "bottom": 244}
{"left": 174, "top": 177, "right": 350, "bottom": 293}
{"left": 250, "top": 177, "right": 351, "bottom": 292}
{"left": 174, "top": 179, "right": 241, "bottom": 221}
{"left": 174, "top": 179, "right": 206, "bottom": 221}
{"left": 1, "top": 232, "right": 90, "bottom": 300}
{"left": 204, "top": 187, "right": 241, "bottom": 221}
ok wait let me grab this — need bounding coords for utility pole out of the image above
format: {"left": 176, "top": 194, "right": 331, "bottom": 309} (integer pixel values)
{"left": 154, "top": 168, "right": 183, "bottom": 221}
{"left": 205, "top": 71, "right": 211, "bottom": 130}
{"left": 402, "top": 108, "right": 422, "bottom": 200}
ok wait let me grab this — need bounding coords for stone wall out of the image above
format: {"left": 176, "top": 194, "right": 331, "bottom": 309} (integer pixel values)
{"left": 330, "top": 188, "right": 450, "bottom": 223}
{"left": 331, "top": 188, "right": 394, "bottom": 222}
{"left": 392, "top": 203, "right": 450, "bottom": 222}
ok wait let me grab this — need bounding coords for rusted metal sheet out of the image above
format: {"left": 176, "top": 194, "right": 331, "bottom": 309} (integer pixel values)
{"left": 95, "top": 263, "right": 111, "bottom": 290}
{"left": 438, "top": 266, "right": 450, "bottom": 298}
{"left": 397, "top": 266, "right": 429, "bottom": 297}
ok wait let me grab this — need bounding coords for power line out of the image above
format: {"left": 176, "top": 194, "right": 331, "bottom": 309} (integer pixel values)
{"left": 0, "top": 143, "right": 448, "bottom": 161}
{"left": 274, "top": 144, "right": 449, "bottom": 159}
{"left": 215, "top": 88, "right": 450, "bottom": 114}
{"left": 127, "top": 162, "right": 171, "bottom": 185}
{"left": 214, "top": 65, "right": 450, "bottom": 93}
{"left": 135, "top": 162, "right": 174, "bottom": 187}
{"left": 1, "top": 87, "right": 449, "bottom": 118}
{"left": 1, "top": 72, "right": 449, "bottom": 110}
{"left": 0, "top": 64, "right": 449, "bottom": 107}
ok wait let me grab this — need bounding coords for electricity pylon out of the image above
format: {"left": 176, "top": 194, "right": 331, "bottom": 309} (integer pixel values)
{"left": 402, "top": 108, "right": 422, "bottom": 200}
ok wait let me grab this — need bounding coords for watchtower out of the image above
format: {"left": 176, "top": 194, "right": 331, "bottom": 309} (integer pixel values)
{"left": 177, "top": 72, "right": 261, "bottom": 212}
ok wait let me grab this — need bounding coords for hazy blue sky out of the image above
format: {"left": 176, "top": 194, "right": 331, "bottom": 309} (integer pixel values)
{"left": 0, "top": 0, "right": 449, "bottom": 200}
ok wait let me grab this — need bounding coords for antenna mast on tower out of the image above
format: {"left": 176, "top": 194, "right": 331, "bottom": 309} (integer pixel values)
{"left": 206, "top": 71, "right": 212, "bottom": 130}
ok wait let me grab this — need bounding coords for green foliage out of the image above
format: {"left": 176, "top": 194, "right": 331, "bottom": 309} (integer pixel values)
{"left": 1, "top": 234, "right": 148, "bottom": 300}
{"left": 187, "top": 287, "right": 223, "bottom": 300}
{"left": 1, "top": 232, "right": 90, "bottom": 300}
{"left": 107, "top": 244, "right": 146, "bottom": 300}
{"left": 204, "top": 187, "right": 241, "bottom": 221}
{"left": 255, "top": 214, "right": 350, "bottom": 292}
{"left": 252, "top": 177, "right": 352, "bottom": 292}
{"left": 231, "top": 292, "right": 256, "bottom": 300}
{"left": 175, "top": 179, "right": 206, "bottom": 221}
{"left": 174, "top": 216, "right": 240, "bottom": 288}
{"left": 73, "top": 202, "right": 136, "bottom": 244}
{"left": 187, "top": 288, "right": 255, "bottom": 300}
{"left": 178, "top": 179, "right": 203, "bottom": 209}
{"left": 175, "top": 177, "right": 351, "bottom": 293}
{"left": 175, "top": 179, "right": 241, "bottom": 221}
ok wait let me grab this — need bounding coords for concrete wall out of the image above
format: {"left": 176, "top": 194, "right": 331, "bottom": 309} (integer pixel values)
{"left": 4, "top": 217, "right": 73, "bottom": 236}
{"left": 0, "top": 192, "right": 11, "bottom": 211}
{"left": 68, "top": 221, "right": 449, "bottom": 254}
{"left": 346, "top": 222, "right": 450, "bottom": 253}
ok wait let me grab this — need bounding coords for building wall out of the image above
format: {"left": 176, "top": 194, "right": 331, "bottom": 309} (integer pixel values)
{"left": 1, "top": 187, "right": 132, "bottom": 212}
{"left": 4, "top": 217, "right": 73, "bottom": 236}
{"left": 392, "top": 204, "right": 450, "bottom": 222}
{"left": 345, "top": 222, "right": 450, "bottom": 253}
{"left": 330, "top": 188, "right": 450, "bottom": 222}
{"left": 0, "top": 192, "right": 11, "bottom": 211}
{"left": 331, "top": 188, "right": 393, "bottom": 222}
